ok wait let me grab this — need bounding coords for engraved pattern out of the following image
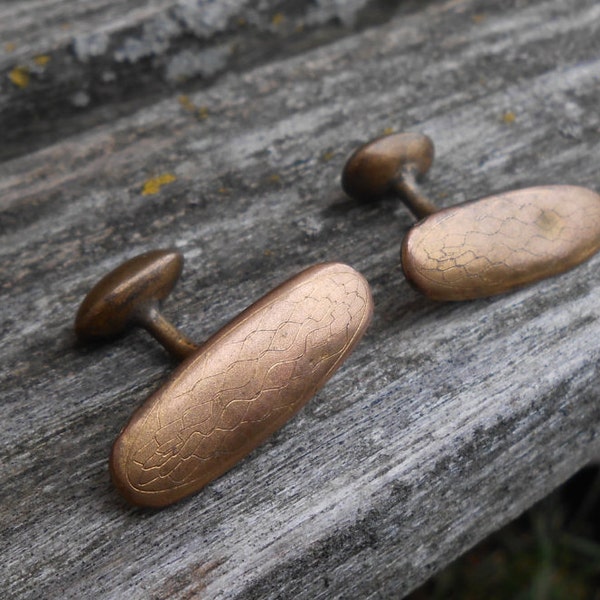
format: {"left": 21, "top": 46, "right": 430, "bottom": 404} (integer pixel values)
{"left": 111, "top": 263, "right": 372, "bottom": 505}
{"left": 402, "top": 186, "right": 600, "bottom": 300}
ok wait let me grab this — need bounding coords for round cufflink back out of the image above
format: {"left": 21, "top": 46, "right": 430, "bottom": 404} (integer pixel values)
{"left": 342, "top": 132, "right": 437, "bottom": 218}
{"left": 75, "top": 249, "right": 198, "bottom": 359}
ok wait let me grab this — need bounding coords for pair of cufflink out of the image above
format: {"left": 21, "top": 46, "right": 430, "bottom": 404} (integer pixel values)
{"left": 76, "top": 131, "right": 600, "bottom": 507}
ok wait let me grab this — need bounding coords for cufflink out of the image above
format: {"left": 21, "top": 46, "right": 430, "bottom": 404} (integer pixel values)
{"left": 76, "top": 250, "right": 373, "bottom": 506}
{"left": 342, "top": 132, "right": 600, "bottom": 300}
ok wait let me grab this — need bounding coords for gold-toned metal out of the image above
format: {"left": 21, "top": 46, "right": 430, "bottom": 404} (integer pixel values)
{"left": 342, "top": 132, "right": 437, "bottom": 218}
{"left": 403, "top": 186, "right": 600, "bottom": 300}
{"left": 75, "top": 249, "right": 198, "bottom": 360}
{"left": 77, "top": 253, "right": 373, "bottom": 507}
{"left": 342, "top": 132, "right": 600, "bottom": 300}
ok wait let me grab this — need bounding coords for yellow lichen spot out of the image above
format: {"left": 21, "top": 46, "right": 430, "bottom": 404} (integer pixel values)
{"left": 8, "top": 66, "right": 30, "bottom": 89}
{"left": 322, "top": 150, "right": 335, "bottom": 162}
{"left": 264, "top": 249, "right": 273, "bottom": 257}
{"left": 268, "top": 174, "right": 282, "bottom": 184}
{"left": 382, "top": 127, "right": 394, "bottom": 136}
{"left": 472, "top": 14, "right": 486, "bottom": 24}
{"left": 178, "top": 95, "right": 196, "bottom": 112}
{"left": 238, "top": 17, "right": 247, "bottom": 26}
{"left": 61, "top": 22, "right": 72, "bottom": 30}
{"left": 4, "top": 42, "right": 16, "bottom": 53}
{"left": 178, "top": 96, "right": 209, "bottom": 120}
{"left": 34, "top": 55, "right": 51, "bottom": 66}
{"left": 502, "top": 111, "right": 516, "bottom": 124}
{"left": 218, "top": 187, "right": 230, "bottom": 195}
{"left": 272, "top": 12, "right": 285, "bottom": 26}
{"left": 141, "top": 173, "right": 177, "bottom": 196}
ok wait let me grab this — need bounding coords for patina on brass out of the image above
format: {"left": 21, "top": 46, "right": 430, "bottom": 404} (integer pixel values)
{"left": 75, "top": 250, "right": 198, "bottom": 360}
{"left": 403, "top": 186, "right": 600, "bottom": 300}
{"left": 76, "top": 251, "right": 373, "bottom": 507}
{"left": 342, "top": 132, "right": 437, "bottom": 218}
{"left": 342, "top": 132, "right": 600, "bottom": 300}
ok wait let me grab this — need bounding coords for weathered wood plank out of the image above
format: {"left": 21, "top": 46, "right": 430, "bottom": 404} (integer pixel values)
{"left": 1, "top": 0, "right": 600, "bottom": 598}
{"left": 0, "top": 0, "right": 418, "bottom": 161}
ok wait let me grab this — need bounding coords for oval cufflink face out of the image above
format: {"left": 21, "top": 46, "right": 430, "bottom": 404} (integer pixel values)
{"left": 110, "top": 263, "right": 373, "bottom": 507}
{"left": 401, "top": 185, "right": 600, "bottom": 301}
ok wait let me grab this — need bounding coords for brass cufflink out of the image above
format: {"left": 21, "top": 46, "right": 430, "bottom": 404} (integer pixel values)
{"left": 342, "top": 132, "right": 600, "bottom": 300}
{"left": 76, "top": 249, "right": 373, "bottom": 507}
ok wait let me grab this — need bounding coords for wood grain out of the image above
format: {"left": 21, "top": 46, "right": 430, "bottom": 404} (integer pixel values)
{"left": 1, "top": 0, "right": 600, "bottom": 598}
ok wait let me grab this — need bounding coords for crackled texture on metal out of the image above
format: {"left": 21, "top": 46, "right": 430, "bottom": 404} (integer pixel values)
{"left": 402, "top": 185, "right": 600, "bottom": 301}
{"left": 110, "top": 263, "right": 373, "bottom": 507}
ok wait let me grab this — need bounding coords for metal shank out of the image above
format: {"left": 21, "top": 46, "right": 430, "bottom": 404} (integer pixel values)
{"left": 75, "top": 249, "right": 198, "bottom": 359}
{"left": 342, "top": 132, "right": 436, "bottom": 218}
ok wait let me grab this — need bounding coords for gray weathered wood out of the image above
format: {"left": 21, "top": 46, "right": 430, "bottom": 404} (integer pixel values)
{"left": 0, "top": 0, "right": 414, "bottom": 161}
{"left": 1, "top": 0, "right": 600, "bottom": 598}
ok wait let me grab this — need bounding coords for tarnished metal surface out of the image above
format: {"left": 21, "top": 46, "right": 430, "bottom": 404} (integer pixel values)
{"left": 343, "top": 133, "right": 600, "bottom": 301}
{"left": 4, "top": 0, "right": 600, "bottom": 597}
{"left": 341, "top": 132, "right": 436, "bottom": 217}
{"left": 75, "top": 249, "right": 199, "bottom": 359}
{"left": 110, "top": 262, "right": 373, "bottom": 507}
{"left": 75, "top": 249, "right": 183, "bottom": 340}
{"left": 402, "top": 186, "right": 600, "bottom": 301}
